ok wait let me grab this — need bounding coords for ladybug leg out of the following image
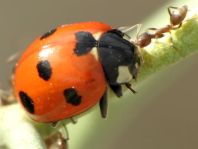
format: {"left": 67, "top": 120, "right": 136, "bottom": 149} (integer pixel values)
{"left": 125, "top": 83, "right": 137, "bottom": 94}
{"left": 51, "top": 121, "right": 58, "bottom": 127}
{"left": 109, "top": 85, "right": 122, "bottom": 97}
{"left": 70, "top": 117, "right": 77, "bottom": 124}
{"left": 99, "top": 90, "right": 108, "bottom": 118}
{"left": 50, "top": 121, "right": 69, "bottom": 142}
{"left": 56, "top": 122, "right": 70, "bottom": 141}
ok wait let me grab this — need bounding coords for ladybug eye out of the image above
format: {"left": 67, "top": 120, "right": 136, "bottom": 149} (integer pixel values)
{"left": 19, "top": 91, "right": 34, "bottom": 114}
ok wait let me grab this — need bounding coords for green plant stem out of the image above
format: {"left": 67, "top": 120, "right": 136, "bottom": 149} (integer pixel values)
{"left": 138, "top": 16, "right": 198, "bottom": 81}
{"left": 0, "top": 105, "right": 47, "bottom": 149}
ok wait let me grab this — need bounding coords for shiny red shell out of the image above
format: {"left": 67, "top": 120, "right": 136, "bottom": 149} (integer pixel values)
{"left": 13, "top": 22, "right": 112, "bottom": 122}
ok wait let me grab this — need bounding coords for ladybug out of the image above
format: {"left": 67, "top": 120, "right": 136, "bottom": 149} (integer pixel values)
{"left": 13, "top": 22, "right": 140, "bottom": 123}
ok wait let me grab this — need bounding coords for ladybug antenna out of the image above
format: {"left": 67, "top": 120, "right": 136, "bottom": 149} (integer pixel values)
{"left": 117, "top": 24, "right": 142, "bottom": 42}
{"left": 125, "top": 83, "right": 137, "bottom": 94}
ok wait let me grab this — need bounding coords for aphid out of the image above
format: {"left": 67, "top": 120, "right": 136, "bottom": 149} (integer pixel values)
{"left": 136, "top": 5, "right": 188, "bottom": 48}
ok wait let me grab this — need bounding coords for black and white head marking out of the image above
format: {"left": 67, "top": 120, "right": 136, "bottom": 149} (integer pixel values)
{"left": 97, "top": 29, "right": 138, "bottom": 85}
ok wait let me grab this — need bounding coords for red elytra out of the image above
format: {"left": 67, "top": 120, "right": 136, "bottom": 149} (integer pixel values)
{"left": 13, "top": 22, "right": 112, "bottom": 122}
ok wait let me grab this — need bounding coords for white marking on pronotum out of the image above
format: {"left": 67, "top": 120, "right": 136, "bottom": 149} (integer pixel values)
{"left": 93, "top": 32, "right": 103, "bottom": 40}
{"left": 90, "top": 47, "right": 99, "bottom": 60}
{"left": 116, "top": 66, "right": 133, "bottom": 84}
{"left": 90, "top": 32, "right": 103, "bottom": 60}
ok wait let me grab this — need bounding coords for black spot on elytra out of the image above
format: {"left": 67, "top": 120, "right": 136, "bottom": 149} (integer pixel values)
{"left": 19, "top": 91, "right": 34, "bottom": 114}
{"left": 63, "top": 88, "right": 82, "bottom": 106}
{"left": 37, "top": 60, "right": 52, "bottom": 81}
{"left": 74, "top": 31, "right": 97, "bottom": 56}
{"left": 40, "top": 28, "right": 57, "bottom": 40}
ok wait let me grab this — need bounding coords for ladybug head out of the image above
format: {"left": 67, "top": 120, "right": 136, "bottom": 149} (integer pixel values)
{"left": 97, "top": 29, "right": 140, "bottom": 86}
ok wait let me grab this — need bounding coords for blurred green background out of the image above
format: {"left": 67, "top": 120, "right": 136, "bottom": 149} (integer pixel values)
{"left": 0, "top": 0, "right": 198, "bottom": 149}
